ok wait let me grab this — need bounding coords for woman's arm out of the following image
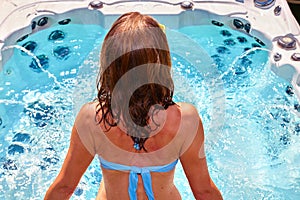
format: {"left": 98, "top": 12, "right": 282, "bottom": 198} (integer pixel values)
{"left": 44, "top": 126, "right": 94, "bottom": 200}
{"left": 179, "top": 104, "right": 223, "bottom": 200}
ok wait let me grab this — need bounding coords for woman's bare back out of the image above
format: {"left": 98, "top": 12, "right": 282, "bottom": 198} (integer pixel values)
{"left": 95, "top": 103, "right": 183, "bottom": 199}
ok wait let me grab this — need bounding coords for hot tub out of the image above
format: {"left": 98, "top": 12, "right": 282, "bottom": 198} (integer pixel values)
{"left": 0, "top": 0, "right": 299, "bottom": 199}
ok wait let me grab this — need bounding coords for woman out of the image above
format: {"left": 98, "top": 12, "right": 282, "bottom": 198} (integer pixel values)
{"left": 44, "top": 12, "right": 223, "bottom": 200}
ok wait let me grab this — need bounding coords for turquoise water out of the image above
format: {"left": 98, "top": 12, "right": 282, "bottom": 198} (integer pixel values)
{"left": 0, "top": 22, "right": 299, "bottom": 199}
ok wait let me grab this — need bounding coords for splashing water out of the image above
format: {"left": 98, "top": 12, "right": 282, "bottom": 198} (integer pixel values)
{"left": 224, "top": 47, "right": 272, "bottom": 79}
{"left": 2, "top": 45, "right": 61, "bottom": 87}
{"left": 0, "top": 22, "right": 299, "bottom": 200}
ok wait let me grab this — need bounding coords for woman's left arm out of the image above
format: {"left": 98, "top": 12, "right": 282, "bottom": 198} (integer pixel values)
{"left": 44, "top": 125, "right": 94, "bottom": 200}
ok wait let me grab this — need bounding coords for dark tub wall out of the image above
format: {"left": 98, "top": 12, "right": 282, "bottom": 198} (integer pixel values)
{"left": 288, "top": 1, "right": 300, "bottom": 25}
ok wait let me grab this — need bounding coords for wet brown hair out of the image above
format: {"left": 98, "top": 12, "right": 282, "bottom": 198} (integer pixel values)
{"left": 96, "top": 12, "right": 174, "bottom": 151}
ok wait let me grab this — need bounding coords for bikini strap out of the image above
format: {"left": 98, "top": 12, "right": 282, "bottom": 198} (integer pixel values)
{"left": 99, "top": 157, "right": 178, "bottom": 200}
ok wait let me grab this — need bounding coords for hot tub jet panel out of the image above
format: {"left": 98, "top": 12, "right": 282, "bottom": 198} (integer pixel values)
{"left": 0, "top": 0, "right": 299, "bottom": 95}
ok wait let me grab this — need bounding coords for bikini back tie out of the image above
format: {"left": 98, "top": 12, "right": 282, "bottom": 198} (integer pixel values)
{"left": 99, "top": 157, "right": 178, "bottom": 200}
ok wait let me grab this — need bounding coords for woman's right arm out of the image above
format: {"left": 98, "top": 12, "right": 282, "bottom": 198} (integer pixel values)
{"left": 44, "top": 103, "right": 95, "bottom": 199}
{"left": 179, "top": 104, "right": 223, "bottom": 200}
{"left": 44, "top": 126, "right": 94, "bottom": 199}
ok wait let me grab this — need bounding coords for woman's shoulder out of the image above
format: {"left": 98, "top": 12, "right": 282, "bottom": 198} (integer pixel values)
{"left": 175, "top": 102, "right": 201, "bottom": 137}
{"left": 176, "top": 102, "right": 199, "bottom": 119}
{"left": 174, "top": 103, "right": 202, "bottom": 156}
{"left": 164, "top": 102, "right": 200, "bottom": 128}
{"left": 164, "top": 102, "right": 200, "bottom": 136}
{"left": 75, "top": 102, "right": 98, "bottom": 126}
{"left": 78, "top": 101, "right": 97, "bottom": 115}
{"left": 74, "top": 102, "right": 99, "bottom": 156}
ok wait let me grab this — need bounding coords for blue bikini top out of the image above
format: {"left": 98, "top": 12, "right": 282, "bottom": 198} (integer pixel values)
{"left": 99, "top": 156, "right": 178, "bottom": 200}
